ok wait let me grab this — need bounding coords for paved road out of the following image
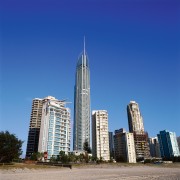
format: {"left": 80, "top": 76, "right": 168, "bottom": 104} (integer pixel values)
{"left": 1, "top": 165, "right": 180, "bottom": 180}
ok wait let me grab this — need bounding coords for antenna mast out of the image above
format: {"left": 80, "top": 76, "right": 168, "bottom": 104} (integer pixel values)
{"left": 84, "top": 36, "right": 85, "bottom": 56}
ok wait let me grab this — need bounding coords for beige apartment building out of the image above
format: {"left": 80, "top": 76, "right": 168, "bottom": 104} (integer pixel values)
{"left": 127, "top": 101, "right": 150, "bottom": 160}
{"left": 26, "top": 98, "right": 43, "bottom": 158}
{"left": 126, "top": 132, "right": 137, "bottom": 163}
{"left": 114, "top": 128, "right": 136, "bottom": 163}
{"left": 92, "top": 110, "right": 110, "bottom": 161}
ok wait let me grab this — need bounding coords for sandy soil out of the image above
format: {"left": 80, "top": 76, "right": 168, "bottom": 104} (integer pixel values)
{"left": 0, "top": 164, "right": 180, "bottom": 180}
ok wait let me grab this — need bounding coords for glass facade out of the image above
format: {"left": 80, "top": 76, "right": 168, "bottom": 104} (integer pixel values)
{"left": 38, "top": 97, "right": 71, "bottom": 159}
{"left": 73, "top": 47, "right": 91, "bottom": 151}
{"left": 158, "top": 130, "right": 180, "bottom": 158}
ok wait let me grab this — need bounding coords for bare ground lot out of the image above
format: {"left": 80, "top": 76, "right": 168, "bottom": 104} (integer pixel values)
{"left": 0, "top": 163, "right": 180, "bottom": 180}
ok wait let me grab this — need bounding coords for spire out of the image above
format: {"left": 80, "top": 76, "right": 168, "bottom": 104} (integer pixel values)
{"left": 77, "top": 36, "right": 89, "bottom": 67}
{"left": 83, "top": 36, "right": 85, "bottom": 55}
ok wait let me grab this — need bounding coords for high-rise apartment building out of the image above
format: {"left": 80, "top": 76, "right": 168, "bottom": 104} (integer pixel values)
{"left": 177, "top": 136, "right": 180, "bottom": 152}
{"left": 92, "top": 110, "right": 110, "bottom": 161}
{"left": 148, "top": 137, "right": 161, "bottom": 158}
{"left": 127, "top": 101, "right": 150, "bottom": 160}
{"left": 26, "top": 96, "right": 71, "bottom": 159}
{"left": 126, "top": 132, "right": 137, "bottom": 163}
{"left": 26, "top": 98, "right": 43, "bottom": 158}
{"left": 38, "top": 96, "right": 71, "bottom": 159}
{"left": 127, "top": 101, "right": 144, "bottom": 134}
{"left": 157, "top": 130, "right": 180, "bottom": 158}
{"left": 73, "top": 40, "right": 90, "bottom": 151}
{"left": 114, "top": 128, "right": 126, "bottom": 162}
{"left": 114, "top": 128, "right": 136, "bottom": 163}
{"left": 109, "top": 132, "right": 114, "bottom": 158}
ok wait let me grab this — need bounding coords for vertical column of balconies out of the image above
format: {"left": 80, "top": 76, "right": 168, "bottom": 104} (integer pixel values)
{"left": 92, "top": 110, "right": 110, "bottom": 161}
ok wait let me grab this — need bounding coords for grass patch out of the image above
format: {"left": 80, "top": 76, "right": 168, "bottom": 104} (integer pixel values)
{"left": 0, "top": 162, "right": 179, "bottom": 170}
{"left": 0, "top": 163, "right": 64, "bottom": 170}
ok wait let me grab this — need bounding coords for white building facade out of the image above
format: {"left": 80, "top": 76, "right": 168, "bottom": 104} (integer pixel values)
{"left": 92, "top": 110, "right": 110, "bottom": 161}
{"left": 38, "top": 96, "right": 71, "bottom": 159}
{"left": 125, "top": 132, "right": 136, "bottom": 163}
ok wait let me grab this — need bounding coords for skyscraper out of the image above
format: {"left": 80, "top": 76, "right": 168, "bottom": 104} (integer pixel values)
{"left": 92, "top": 110, "right": 110, "bottom": 161}
{"left": 157, "top": 130, "right": 180, "bottom": 159}
{"left": 177, "top": 136, "right": 180, "bottom": 152}
{"left": 73, "top": 39, "right": 91, "bottom": 151}
{"left": 26, "top": 98, "right": 43, "bottom": 158}
{"left": 26, "top": 96, "right": 71, "bottom": 159}
{"left": 127, "top": 101, "right": 150, "bottom": 160}
{"left": 38, "top": 96, "right": 71, "bottom": 159}
{"left": 127, "top": 101, "right": 144, "bottom": 134}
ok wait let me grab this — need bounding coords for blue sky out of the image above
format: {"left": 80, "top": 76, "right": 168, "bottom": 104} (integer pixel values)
{"left": 1, "top": 0, "right": 180, "bottom": 155}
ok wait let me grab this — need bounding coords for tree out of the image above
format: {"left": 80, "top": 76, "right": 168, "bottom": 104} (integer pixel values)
{"left": 83, "top": 141, "right": 92, "bottom": 153}
{"left": 50, "top": 155, "right": 56, "bottom": 162}
{"left": 96, "top": 157, "right": 104, "bottom": 164}
{"left": 59, "top": 151, "right": 69, "bottom": 163}
{"left": 68, "top": 152, "right": 76, "bottom": 163}
{"left": 115, "top": 155, "right": 126, "bottom": 162}
{"left": 79, "top": 153, "right": 85, "bottom": 162}
{"left": 91, "top": 156, "right": 97, "bottom": 162}
{"left": 30, "top": 152, "right": 43, "bottom": 161}
{"left": 0, "top": 131, "right": 23, "bottom": 163}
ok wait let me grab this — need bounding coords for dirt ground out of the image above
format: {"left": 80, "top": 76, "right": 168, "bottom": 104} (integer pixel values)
{"left": 0, "top": 163, "right": 180, "bottom": 180}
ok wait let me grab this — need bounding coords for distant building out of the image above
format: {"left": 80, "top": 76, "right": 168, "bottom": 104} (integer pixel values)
{"left": 157, "top": 130, "right": 180, "bottom": 159}
{"left": 71, "top": 150, "right": 85, "bottom": 156}
{"left": 114, "top": 128, "right": 136, "bottom": 163}
{"left": 115, "top": 128, "right": 126, "bottom": 134}
{"left": 26, "top": 98, "right": 43, "bottom": 158}
{"left": 38, "top": 96, "right": 71, "bottom": 159}
{"left": 127, "top": 101, "right": 150, "bottom": 160}
{"left": 73, "top": 39, "right": 91, "bottom": 151}
{"left": 109, "top": 132, "right": 114, "bottom": 158}
{"left": 148, "top": 137, "right": 161, "bottom": 158}
{"left": 92, "top": 110, "right": 110, "bottom": 161}
{"left": 177, "top": 136, "right": 180, "bottom": 151}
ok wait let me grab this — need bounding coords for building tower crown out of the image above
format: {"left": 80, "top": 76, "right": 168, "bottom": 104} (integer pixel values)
{"left": 77, "top": 37, "right": 89, "bottom": 67}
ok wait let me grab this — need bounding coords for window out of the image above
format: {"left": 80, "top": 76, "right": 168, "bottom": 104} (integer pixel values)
{"left": 48, "top": 132, "right": 53, "bottom": 137}
{"left": 48, "top": 145, "right": 52, "bottom": 149}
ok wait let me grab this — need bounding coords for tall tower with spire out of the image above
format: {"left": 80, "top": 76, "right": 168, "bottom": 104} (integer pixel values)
{"left": 73, "top": 38, "right": 91, "bottom": 151}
